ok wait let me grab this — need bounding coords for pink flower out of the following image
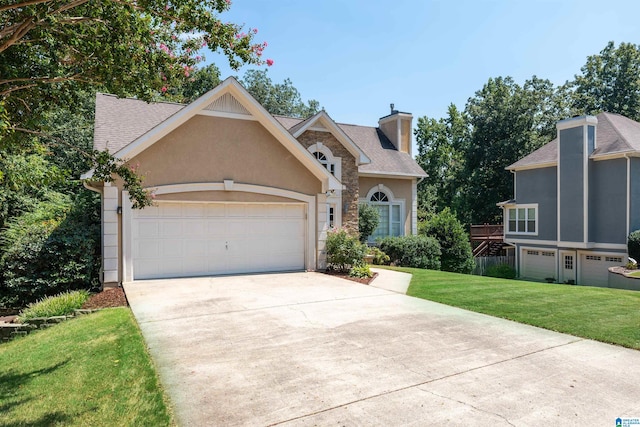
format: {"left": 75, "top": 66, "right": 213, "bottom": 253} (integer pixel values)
{"left": 266, "top": 58, "right": 274, "bottom": 66}
{"left": 253, "top": 28, "right": 258, "bottom": 34}
{"left": 165, "top": 4, "right": 169, "bottom": 10}
{"left": 161, "top": 86, "right": 167, "bottom": 93}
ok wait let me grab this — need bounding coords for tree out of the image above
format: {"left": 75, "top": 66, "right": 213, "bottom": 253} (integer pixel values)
{"left": 174, "top": 64, "right": 222, "bottom": 103}
{"left": 461, "top": 76, "right": 568, "bottom": 224}
{"left": 240, "top": 70, "right": 320, "bottom": 118}
{"left": 358, "top": 203, "right": 379, "bottom": 243}
{"left": 419, "top": 208, "right": 474, "bottom": 274}
{"left": 1, "top": 0, "right": 271, "bottom": 208}
{"left": 414, "top": 104, "right": 468, "bottom": 216}
{"left": 572, "top": 41, "right": 640, "bottom": 121}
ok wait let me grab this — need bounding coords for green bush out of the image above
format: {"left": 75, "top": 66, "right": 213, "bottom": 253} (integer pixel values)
{"left": 378, "top": 235, "right": 441, "bottom": 270}
{"left": 628, "top": 229, "right": 640, "bottom": 262}
{"left": 368, "top": 246, "right": 390, "bottom": 265}
{"left": 17, "top": 290, "right": 90, "bottom": 323}
{"left": 326, "top": 229, "right": 368, "bottom": 272}
{"left": 419, "top": 208, "right": 474, "bottom": 274}
{"left": 0, "top": 191, "right": 100, "bottom": 307}
{"left": 485, "top": 263, "right": 517, "bottom": 279}
{"left": 349, "top": 263, "right": 373, "bottom": 278}
{"left": 358, "top": 204, "right": 380, "bottom": 243}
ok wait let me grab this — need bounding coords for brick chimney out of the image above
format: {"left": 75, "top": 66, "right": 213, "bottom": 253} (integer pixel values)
{"left": 378, "top": 104, "right": 413, "bottom": 155}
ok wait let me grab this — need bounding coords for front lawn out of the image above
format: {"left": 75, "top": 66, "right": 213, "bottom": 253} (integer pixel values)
{"left": 0, "top": 308, "right": 174, "bottom": 426}
{"left": 392, "top": 267, "right": 640, "bottom": 350}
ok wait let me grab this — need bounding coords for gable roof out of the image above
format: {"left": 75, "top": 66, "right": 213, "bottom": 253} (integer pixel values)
{"left": 507, "top": 112, "right": 640, "bottom": 171}
{"left": 287, "top": 110, "right": 371, "bottom": 165}
{"left": 274, "top": 117, "right": 427, "bottom": 178}
{"left": 90, "top": 78, "right": 426, "bottom": 181}
{"left": 90, "top": 77, "right": 341, "bottom": 191}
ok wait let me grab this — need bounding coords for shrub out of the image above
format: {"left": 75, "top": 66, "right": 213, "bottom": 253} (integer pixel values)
{"left": 358, "top": 204, "right": 380, "bottom": 243}
{"left": 628, "top": 229, "right": 640, "bottom": 262}
{"left": 419, "top": 208, "right": 474, "bottom": 274}
{"left": 326, "top": 229, "right": 367, "bottom": 272}
{"left": 368, "top": 246, "right": 390, "bottom": 265}
{"left": 485, "top": 263, "right": 517, "bottom": 279}
{"left": 349, "top": 263, "right": 373, "bottom": 278}
{"left": 0, "top": 191, "right": 100, "bottom": 307}
{"left": 378, "top": 235, "right": 441, "bottom": 270}
{"left": 17, "top": 290, "right": 90, "bottom": 323}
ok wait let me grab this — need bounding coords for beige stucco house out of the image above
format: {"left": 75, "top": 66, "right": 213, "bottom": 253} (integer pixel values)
{"left": 84, "top": 77, "right": 426, "bottom": 286}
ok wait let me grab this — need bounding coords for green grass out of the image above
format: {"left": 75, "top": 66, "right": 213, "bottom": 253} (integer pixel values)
{"left": 0, "top": 308, "right": 174, "bottom": 426}
{"left": 18, "top": 290, "right": 90, "bottom": 323}
{"left": 390, "top": 267, "right": 640, "bottom": 350}
{"left": 629, "top": 271, "right": 640, "bottom": 278}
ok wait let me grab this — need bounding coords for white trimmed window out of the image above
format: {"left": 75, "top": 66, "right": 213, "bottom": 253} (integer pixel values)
{"left": 507, "top": 204, "right": 537, "bottom": 235}
{"left": 307, "top": 143, "right": 340, "bottom": 179}
{"left": 364, "top": 186, "right": 404, "bottom": 241}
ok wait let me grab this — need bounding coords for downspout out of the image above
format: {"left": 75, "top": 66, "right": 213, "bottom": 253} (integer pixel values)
{"left": 625, "top": 154, "right": 631, "bottom": 245}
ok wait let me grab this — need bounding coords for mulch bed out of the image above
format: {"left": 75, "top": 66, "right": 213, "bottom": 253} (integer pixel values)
{"left": 323, "top": 270, "right": 378, "bottom": 285}
{"left": 81, "top": 287, "right": 128, "bottom": 309}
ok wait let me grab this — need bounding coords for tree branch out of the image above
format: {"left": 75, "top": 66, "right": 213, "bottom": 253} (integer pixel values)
{"left": 0, "top": 0, "right": 52, "bottom": 13}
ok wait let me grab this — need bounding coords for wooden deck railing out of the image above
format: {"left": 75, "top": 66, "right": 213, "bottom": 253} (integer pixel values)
{"left": 470, "top": 224, "right": 505, "bottom": 257}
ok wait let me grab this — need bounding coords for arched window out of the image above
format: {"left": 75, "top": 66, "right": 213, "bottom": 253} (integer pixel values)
{"left": 366, "top": 187, "right": 403, "bottom": 241}
{"left": 308, "top": 143, "right": 340, "bottom": 178}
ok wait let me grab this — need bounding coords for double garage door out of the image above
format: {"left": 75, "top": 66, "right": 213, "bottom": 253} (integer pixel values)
{"left": 131, "top": 202, "right": 305, "bottom": 280}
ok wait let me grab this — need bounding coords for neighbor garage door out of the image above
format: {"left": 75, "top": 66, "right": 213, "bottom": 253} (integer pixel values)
{"left": 580, "top": 253, "right": 624, "bottom": 287}
{"left": 131, "top": 202, "right": 305, "bottom": 280}
{"left": 521, "top": 249, "right": 556, "bottom": 281}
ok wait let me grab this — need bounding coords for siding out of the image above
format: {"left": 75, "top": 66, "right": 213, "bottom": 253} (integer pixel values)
{"left": 631, "top": 157, "right": 640, "bottom": 234}
{"left": 508, "top": 167, "right": 557, "bottom": 241}
{"left": 559, "top": 127, "right": 585, "bottom": 243}
{"left": 589, "top": 158, "right": 627, "bottom": 244}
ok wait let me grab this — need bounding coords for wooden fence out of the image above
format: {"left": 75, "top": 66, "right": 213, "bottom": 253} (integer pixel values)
{"left": 473, "top": 255, "right": 516, "bottom": 276}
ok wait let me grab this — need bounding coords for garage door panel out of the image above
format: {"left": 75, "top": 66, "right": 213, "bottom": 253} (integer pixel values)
{"left": 580, "top": 254, "right": 623, "bottom": 287}
{"left": 132, "top": 202, "right": 306, "bottom": 280}
{"left": 522, "top": 249, "right": 555, "bottom": 281}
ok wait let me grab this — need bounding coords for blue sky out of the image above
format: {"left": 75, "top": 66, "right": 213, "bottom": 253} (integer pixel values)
{"left": 207, "top": 0, "right": 640, "bottom": 128}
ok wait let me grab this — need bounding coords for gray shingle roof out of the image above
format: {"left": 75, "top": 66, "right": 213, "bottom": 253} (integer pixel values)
{"left": 508, "top": 112, "right": 640, "bottom": 170}
{"left": 93, "top": 94, "right": 426, "bottom": 178}
{"left": 94, "top": 93, "right": 184, "bottom": 153}
{"left": 273, "top": 116, "right": 426, "bottom": 177}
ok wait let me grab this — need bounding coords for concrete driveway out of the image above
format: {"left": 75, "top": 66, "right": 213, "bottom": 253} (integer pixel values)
{"left": 124, "top": 272, "right": 640, "bottom": 426}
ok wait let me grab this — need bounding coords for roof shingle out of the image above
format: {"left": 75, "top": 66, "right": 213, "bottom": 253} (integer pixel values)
{"left": 508, "top": 112, "right": 640, "bottom": 170}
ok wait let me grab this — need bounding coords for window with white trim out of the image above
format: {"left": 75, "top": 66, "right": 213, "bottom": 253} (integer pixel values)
{"left": 368, "top": 190, "right": 402, "bottom": 240}
{"left": 328, "top": 205, "right": 335, "bottom": 228}
{"left": 313, "top": 151, "right": 336, "bottom": 176}
{"left": 507, "top": 205, "right": 537, "bottom": 234}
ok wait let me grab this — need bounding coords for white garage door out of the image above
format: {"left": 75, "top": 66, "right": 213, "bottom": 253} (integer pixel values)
{"left": 521, "top": 249, "right": 556, "bottom": 281}
{"left": 580, "top": 254, "right": 624, "bottom": 287}
{"left": 131, "top": 202, "right": 305, "bottom": 280}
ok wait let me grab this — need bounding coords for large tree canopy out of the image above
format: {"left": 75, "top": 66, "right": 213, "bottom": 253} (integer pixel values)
{"left": 572, "top": 41, "right": 640, "bottom": 121}
{"left": 1, "top": 0, "right": 269, "bottom": 134}
{"left": 1, "top": 0, "right": 270, "bottom": 207}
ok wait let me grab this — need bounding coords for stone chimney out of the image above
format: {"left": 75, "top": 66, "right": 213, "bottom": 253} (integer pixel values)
{"left": 378, "top": 104, "right": 413, "bottom": 155}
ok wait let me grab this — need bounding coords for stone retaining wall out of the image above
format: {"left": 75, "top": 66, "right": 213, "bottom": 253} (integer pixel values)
{"left": 0, "top": 309, "right": 99, "bottom": 343}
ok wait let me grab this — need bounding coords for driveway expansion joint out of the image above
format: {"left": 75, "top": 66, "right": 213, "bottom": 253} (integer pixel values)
{"left": 133, "top": 292, "right": 393, "bottom": 324}
{"left": 265, "top": 338, "right": 584, "bottom": 426}
{"left": 420, "top": 389, "right": 516, "bottom": 426}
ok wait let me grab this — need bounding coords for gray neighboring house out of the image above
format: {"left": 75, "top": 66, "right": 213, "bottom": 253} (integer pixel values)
{"left": 500, "top": 112, "right": 640, "bottom": 286}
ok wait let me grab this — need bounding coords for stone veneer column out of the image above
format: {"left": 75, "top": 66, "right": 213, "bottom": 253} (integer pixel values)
{"left": 296, "top": 130, "right": 359, "bottom": 234}
{"left": 102, "top": 183, "right": 119, "bottom": 286}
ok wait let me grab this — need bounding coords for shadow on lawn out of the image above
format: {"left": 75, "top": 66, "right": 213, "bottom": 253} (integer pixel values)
{"left": 0, "top": 360, "right": 70, "bottom": 423}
